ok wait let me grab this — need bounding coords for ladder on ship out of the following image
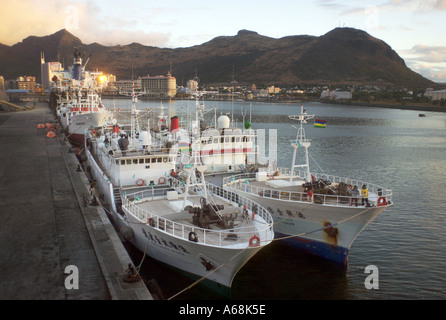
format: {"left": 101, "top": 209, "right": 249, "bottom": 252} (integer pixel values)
{"left": 113, "top": 187, "right": 124, "bottom": 216}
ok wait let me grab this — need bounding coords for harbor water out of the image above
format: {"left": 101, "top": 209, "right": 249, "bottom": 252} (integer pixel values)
{"left": 104, "top": 98, "right": 446, "bottom": 300}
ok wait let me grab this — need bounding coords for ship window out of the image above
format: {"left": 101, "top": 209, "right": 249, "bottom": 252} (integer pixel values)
{"left": 214, "top": 138, "right": 218, "bottom": 143}
{"left": 139, "top": 159, "right": 144, "bottom": 164}
{"left": 145, "top": 165, "right": 150, "bottom": 169}
{"left": 208, "top": 139, "right": 212, "bottom": 144}
{"left": 133, "top": 159, "right": 138, "bottom": 164}
{"left": 163, "top": 157, "right": 167, "bottom": 163}
{"left": 126, "top": 159, "right": 132, "bottom": 165}
{"left": 225, "top": 137, "right": 229, "bottom": 143}
{"left": 236, "top": 137, "right": 240, "bottom": 142}
{"left": 151, "top": 158, "right": 156, "bottom": 163}
{"left": 145, "top": 159, "right": 150, "bottom": 164}
{"left": 157, "top": 158, "right": 162, "bottom": 163}
{"left": 121, "top": 160, "right": 125, "bottom": 165}
{"left": 232, "top": 137, "right": 235, "bottom": 142}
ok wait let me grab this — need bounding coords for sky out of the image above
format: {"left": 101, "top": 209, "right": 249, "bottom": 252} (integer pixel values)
{"left": 1, "top": 0, "right": 446, "bottom": 83}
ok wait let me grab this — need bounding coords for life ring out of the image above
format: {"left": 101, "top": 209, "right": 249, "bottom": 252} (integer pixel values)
{"left": 189, "top": 232, "right": 198, "bottom": 242}
{"left": 249, "top": 235, "right": 260, "bottom": 247}
{"left": 377, "top": 196, "right": 387, "bottom": 206}
{"left": 158, "top": 177, "right": 167, "bottom": 185}
{"left": 136, "top": 178, "right": 144, "bottom": 186}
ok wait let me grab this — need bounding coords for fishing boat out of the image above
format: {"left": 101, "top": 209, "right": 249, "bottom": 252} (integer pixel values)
{"left": 84, "top": 90, "right": 274, "bottom": 292}
{"left": 222, "top": 104, "right": 393, "bottom": 266}
{"left": 56, "top": 86, "right": 114, "bottom": 147}
{"left": 54, "top": 49, "right": 114, "bottom": 147}
{"left": 150, "top": 96, "right": 258, "bottom": 179}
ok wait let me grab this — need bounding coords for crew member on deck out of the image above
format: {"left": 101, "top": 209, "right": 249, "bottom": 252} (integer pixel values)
{"left": 361, "top": 184, "right": 369, "bottom": 206}
{"left": 351, "top": 185, "right": 360, "bottom": 206}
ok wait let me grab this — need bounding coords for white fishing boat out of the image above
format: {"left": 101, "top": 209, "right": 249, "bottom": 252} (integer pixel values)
{"left": 56, "top": 87, "right": 113, "bottom": 147}
{"left": 222, "top": 104, "right": 393, "bottom": 266}
{"left": 55, "top": 49, "right": 114, "bottom": 147}
{"left": 84, "top": 90, "right": 274, "bottom": 292}
{"left": 147, "top": 96, "right": 259, "bottom": 187}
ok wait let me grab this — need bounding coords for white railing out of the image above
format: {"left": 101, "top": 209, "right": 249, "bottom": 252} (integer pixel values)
{"left": 121, "top": 185, "right": 273, "bottom": 247}
{"left": 223, "top": 169, "right": 393, "bottom": 207}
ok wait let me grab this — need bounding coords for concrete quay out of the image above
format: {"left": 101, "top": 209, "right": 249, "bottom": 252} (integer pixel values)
{"left": 0, "top": 102, "right": 153, "bottom": 300}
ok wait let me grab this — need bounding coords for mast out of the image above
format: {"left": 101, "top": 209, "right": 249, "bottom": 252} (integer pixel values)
{"left": 119, "top": 82, "right": 145, "bottom": 147}
{"left": 289, "top": 104, "right": 314, "bottom": 183}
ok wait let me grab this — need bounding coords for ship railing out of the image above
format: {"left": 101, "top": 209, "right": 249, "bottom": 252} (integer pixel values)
{"left": 107, "top": 147, "right": 173, "bottom": 158}
{"left": 223, "top": 170, "right": 393, "bottom": 207}
{"left": 121, "top": 187, "right": 273, "bottom": 247}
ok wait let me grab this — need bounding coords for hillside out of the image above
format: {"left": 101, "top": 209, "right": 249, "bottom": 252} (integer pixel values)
{"left": 0, "top": 28, "right": 440, "bottom": 88}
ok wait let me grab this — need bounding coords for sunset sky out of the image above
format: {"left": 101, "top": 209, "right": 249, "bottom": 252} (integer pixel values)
{"left": 1, "top": 0, "right": 445, "bottom": 82}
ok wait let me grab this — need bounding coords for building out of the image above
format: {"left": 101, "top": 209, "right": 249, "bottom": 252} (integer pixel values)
{"left": 425, "top": 89, "right": 446, "bottom": 101}
{"left": 17, "top": 76, "right": 36, "bottom": 91}
{"left": 40, "top": 52, "right": 63, "bottom": 90}
{"left": 186, "top": 79, "right": 198, "bottom": 91}
{"left": 320, "top": 89, "right": 352, "bottom": 100}
{"left": 109, "top": 80, "right": 142, "bottom": 94}
{"left": 267, "top": 86, "right": 281, "bottom": 94}
{"left": 140, "top": 72, "right": 177, "bottom": 98}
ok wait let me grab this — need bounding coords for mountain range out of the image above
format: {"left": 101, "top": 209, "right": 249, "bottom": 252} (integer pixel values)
{"left": 0, "top": 28, "right": 441, "bottom": 89}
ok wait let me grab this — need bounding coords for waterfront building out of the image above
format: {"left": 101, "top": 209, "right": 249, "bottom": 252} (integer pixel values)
{"left": 140, "top": 72, "right": 177, "bottom": 98}
{"left": 186, "top": 79, "right": 198, "bottom": 91}
{"left": 425, "top": 89, "right": 446, "bottom": 101}
{"left": 267, "top": 86, "right": 281, "bottom": 94}
{"left": 109, "top": 80, "right": 142, "bottom": 93}
{"left": 320, "top": 89, "right": 352, "bottom": 100}
{"left": 17, "top": 76, "right": 36, "bottom": 91}
{"left": 40, "top": 55, "right": 63, "bottom": 90}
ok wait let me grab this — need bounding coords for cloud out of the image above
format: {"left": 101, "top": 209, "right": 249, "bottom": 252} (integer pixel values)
{"left": 0, "top": 0, "right": 69, "bottom": 45}
{"left": 401, "top": 44, "right": 446, "bottom": 82}
{"left": 0, "top": 0, "right": 172, "bottom": 47}
{"left": 403, "top": 44, "right": 446, "bottom": 63}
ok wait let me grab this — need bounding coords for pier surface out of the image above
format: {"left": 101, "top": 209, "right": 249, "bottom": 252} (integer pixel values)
{"left": 0, "top": 102, "right": 152, "bottom": 300}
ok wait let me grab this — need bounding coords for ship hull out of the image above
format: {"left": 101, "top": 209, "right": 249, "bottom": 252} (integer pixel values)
{"left": 227, "top": 189, "right": 386, "bottom": 266}
{"left": 125, "top": 212, "right": 265, "bottom": 288}
{"left": 58, "top": 111, "right": 113, "bottom": 147}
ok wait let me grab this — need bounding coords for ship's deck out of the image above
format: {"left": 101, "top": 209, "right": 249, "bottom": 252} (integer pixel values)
{"left": 125, "top": 193, "right": 261, "bottom": 247}
{"left": 224, "top": 173, "right": 390, "bottom": 207}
